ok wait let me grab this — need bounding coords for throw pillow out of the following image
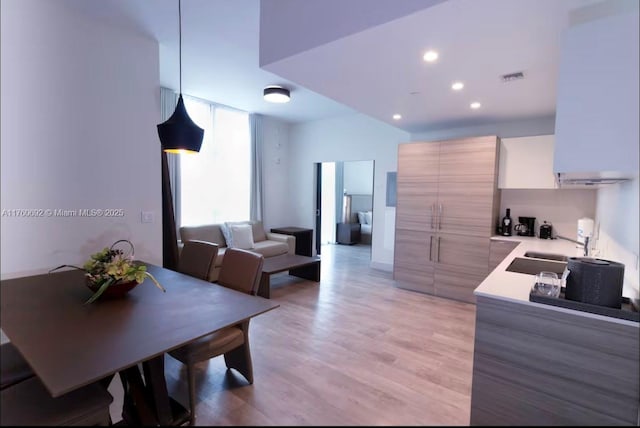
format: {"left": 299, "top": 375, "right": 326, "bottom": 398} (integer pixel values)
{"left": 229, "top": 224, "right": 255, "bottom": 250}
{"left": 357, "top": 211, "right": 366, "bottom": 224}
{"left": 222, "top": 221, "right": 249, "bottom": 247}
{"left": 220, "top": 223, "right": 232, "bottom": 247}
{"left": 364, "top": 211, "right": 373, "bottom": 225}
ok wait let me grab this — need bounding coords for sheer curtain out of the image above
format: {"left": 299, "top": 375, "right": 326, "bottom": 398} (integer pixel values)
{"left": 249, "top": 113, "right": 264, "bottom": 222}
{"left": 180, "top": 96, "right": 251, "bottom": 227}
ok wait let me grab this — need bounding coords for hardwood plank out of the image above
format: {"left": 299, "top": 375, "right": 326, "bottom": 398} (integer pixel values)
{"left": 159, "top": 244, "right": 476, "bottom": 426}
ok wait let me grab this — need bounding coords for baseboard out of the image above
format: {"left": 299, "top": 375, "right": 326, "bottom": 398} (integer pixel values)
{"left": 370, "top": 261, "right": 393, "bottom": 272}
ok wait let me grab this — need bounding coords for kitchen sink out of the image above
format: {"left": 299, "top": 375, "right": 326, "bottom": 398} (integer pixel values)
{"left": 506, "top": 257, "right": 567, "bottom": 276}
{"left": 523, "top": 251, "right": 569, "bottom": 262}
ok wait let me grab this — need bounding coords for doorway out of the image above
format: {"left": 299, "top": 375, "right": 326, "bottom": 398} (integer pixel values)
{"left": 314, "top": 160, "right": 374, "bottom": 258}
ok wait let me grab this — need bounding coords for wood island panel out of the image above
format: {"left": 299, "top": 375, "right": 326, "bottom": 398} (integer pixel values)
{"left": 471, "top": 295, "right": 640, "bottom": 426}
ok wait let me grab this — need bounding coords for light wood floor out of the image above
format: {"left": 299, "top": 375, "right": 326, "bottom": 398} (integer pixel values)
{"left": 114, "top": 244, "right": 478, "bottom": 425}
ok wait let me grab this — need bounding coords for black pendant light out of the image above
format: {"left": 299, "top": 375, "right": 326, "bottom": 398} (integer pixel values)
{"left": 157, "top": 0, "right": 203, "bottom": 154}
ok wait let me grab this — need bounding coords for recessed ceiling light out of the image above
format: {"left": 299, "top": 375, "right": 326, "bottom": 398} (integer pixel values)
{"left": 470, "top": 102, "right": 481, "bottom": 109}
{"left": 451, "top": 82, "right": 464, "bottom": 91}
{"left": 393, "top": 114, "right": 402, "bottom": 120}
{"left": 423, "top": 50, "right": 439, "bottom": 62}
{"left": 263, "top": 86, "right": 290, "bottom": 103}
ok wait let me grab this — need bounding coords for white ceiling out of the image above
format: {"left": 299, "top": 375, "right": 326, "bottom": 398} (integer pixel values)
{"left": 64, "top": 0, "right": 599, "bottom": 131}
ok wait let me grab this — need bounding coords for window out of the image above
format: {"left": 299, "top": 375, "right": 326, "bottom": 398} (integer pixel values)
{"left": 179, "top": 96, "right": 250, "bottom": 227}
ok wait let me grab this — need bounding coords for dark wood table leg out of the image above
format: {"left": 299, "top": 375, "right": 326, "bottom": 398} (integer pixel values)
{"left": 119, "top": 367, "right": 157, "bottom": 426}
{"left": 118, "top": 355, "right": 190, "bottom": 426}
{"left": 258, "top": 273, "right": 271, "bottom": 299}
{"left": 289, "top": 261, "right": 321, "bottom": 282}
{"left": 142, "top": 356, "right": 172, "bottom": 425}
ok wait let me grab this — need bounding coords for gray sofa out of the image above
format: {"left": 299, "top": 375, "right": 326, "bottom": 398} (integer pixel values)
{"left": 179, "top": 221, "right": 295, "bottom": 282}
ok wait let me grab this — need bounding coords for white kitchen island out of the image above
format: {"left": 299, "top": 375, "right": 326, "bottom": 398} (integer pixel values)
{"left": 470, "top": 237, "right": 639, "bottom": 426}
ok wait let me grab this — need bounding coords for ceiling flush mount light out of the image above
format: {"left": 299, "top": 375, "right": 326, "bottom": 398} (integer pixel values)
{"left": 470, "top": 102, "right": 482, "bottom": 109}
{"left": 264, "top": 86, "right": 291, "bottom": 103}
{"left": 157, "top": 0, "right": 204, "bottom": 154}
{"left": 423, "top": 50, "right": 439, "bottom": 63}
{"left": 451, "top": 81, "right": 464, "bottom": 91}
{"left": 501, "top": 71, "right": 525, "bottom": 83}
{"left": 393, "top": 114, "right": 402, "bottom": 120}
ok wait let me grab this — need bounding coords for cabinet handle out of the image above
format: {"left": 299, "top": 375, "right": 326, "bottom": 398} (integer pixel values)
{"left": 438, "top": 204, "right": 443, "bottom": 230}
{"left": 429, "top": 236, "right": 433, "bottom": 261}
{"left": 437, "top": 237, "right": 441, "bottom": 262}
{"left": 430, "top": 204, "right": 435, "bottom": 230}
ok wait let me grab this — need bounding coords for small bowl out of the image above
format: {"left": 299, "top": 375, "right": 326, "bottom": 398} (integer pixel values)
{"left": 86, "top": 279, "right": 139, "bottom": 299}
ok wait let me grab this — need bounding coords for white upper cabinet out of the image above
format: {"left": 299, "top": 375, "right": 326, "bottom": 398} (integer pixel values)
{"left": 499, "top": 135, "right": 557, "bottom": 189}
{"left": 554, "top": 2, "right": 639, "bottom": 176}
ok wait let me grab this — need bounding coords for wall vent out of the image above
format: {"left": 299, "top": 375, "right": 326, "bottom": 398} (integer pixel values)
{"left": 501, "top": 71, "right": 525, "bottom": 82}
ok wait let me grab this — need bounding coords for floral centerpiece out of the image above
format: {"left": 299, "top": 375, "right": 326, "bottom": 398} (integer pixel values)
{"left": 50, "top": 239, "right": 165, "bottom": 304}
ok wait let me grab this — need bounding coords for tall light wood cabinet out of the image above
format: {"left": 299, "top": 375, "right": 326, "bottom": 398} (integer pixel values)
{"left": 393, "top": 136, "right": 500, "bottom": 303}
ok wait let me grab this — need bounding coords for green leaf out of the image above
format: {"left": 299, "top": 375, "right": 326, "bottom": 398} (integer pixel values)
{"left": 144, "top": 272, "right": 166, "bottom": 292}
{"left": 84, "top": 277, "right": 115, "bottom": 304}
{"left": 48, "top": 264, "right": 86, "bottom": 274}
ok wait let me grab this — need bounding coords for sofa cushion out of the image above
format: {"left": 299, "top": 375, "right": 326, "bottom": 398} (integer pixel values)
{"left": 180, "top": 224, "right": 227, "bottom": 247}
{"left": 252, "top": 240, "right": 289, "bottom": 258}
{"left": 229, "top": 224, "right": 255, "bottom": 249}
{"left": 251, "top": 221, "right": 267, "bottom": 242}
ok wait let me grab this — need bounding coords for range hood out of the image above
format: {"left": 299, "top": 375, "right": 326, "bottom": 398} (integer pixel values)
{"left": 556, "top": 172, "right": 633, "bottom": 188}
{"left": 552, "top": 4, "right": 638, "bottom": 190}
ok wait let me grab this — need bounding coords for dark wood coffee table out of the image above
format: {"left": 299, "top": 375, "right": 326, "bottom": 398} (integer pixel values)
{"left": 258, "top": 254, "right": 321, "bottom": 298}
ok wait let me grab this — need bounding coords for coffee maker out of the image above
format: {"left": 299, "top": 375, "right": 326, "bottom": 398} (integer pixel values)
{"left": 515, "top": 216, "right": 536, "bottom": 236}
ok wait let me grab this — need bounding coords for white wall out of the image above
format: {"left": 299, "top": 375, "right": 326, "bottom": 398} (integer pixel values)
{"left": 500, "top": 189, "right": 597, "bottom": 238}
{"left": 261, "top": 116, "right": 293, "bottom": 230}
{"left": 594, "top": 178, "right": 639, "bottom": 299}
{"left": 0, "top": 0, "right": 162, "bottom": 278}
{"left": 344, "top": 160, "right": 374, "bottom": 195}
{"left": 288, "top": 113, "right": 410, "bottom": 270}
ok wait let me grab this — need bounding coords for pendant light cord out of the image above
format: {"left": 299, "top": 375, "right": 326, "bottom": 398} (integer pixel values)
{"left": 179, "top": 0, "right": 182, "bottom": 94}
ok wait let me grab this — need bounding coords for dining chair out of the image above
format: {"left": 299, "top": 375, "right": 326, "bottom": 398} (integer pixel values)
{"left": 177, "top": 239, "right": 219, "bottom": 282}
{"left": 0, "top": 376, "right": 113, "bottom": 426}
{"left": 0, "top": 342, "right": 35, "bottom": 390}
{"left": 169, "top": 247, "right": 265, "bottom": 425}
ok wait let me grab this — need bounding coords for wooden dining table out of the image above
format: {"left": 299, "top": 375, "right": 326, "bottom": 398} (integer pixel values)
{"left": 0, "top": 263, "right": 279, "bottom": 425}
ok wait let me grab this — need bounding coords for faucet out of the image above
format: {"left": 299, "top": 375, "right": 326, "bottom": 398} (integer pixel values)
{"left": 557, "top": 235, "right": 590, "bottom": 257}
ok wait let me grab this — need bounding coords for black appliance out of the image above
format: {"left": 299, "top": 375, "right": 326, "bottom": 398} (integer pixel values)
{"left": 515, "top": 216, "right": 536, "bottom": 237}
{"left": 539, "top": 221, "right": 553, "bottom": 239}
{"left": 565, "top": 257, "right": 625, "bottom": 308}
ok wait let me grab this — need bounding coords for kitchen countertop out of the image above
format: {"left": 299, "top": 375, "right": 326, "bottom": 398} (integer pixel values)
{"left": 475, "top": 235, "right": 639, "bottom": 327}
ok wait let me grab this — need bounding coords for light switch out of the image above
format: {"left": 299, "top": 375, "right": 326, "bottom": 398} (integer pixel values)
{"left": 141, "top": 211, "right": 155, "bottom": 223}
